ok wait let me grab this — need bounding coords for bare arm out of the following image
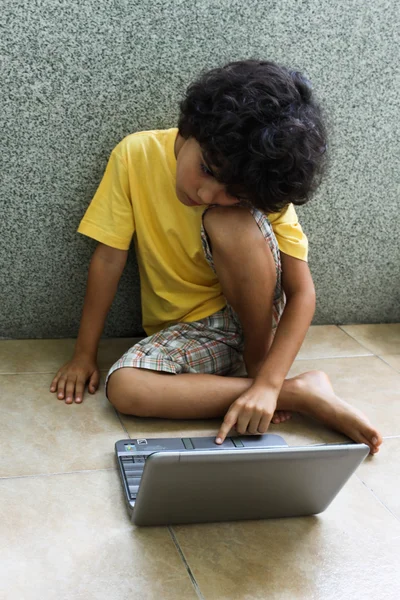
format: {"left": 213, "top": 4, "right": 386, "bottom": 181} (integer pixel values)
{"left": 203, "top": 207, "right": 315, "bottom": 388}
{"left": 50, "top": 243, "right": 128, "bottom": 403}
{"left": 74, "top": 243, "right": 128, "bottom": 358}
{"left": 251, "top": 252, "right": 316, "bottom": 390}
{"left": 216, "top": 250, "right": 315, "bottom": 443}
{"left": 203, "top": 207, "right": 315, "bottom": 442}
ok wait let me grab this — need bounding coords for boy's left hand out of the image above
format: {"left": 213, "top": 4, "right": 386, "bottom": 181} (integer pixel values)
{"left": 215, "top": 383, "right": 279, "bottom": 444}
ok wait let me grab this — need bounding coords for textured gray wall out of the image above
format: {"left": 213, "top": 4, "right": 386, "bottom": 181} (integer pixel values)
{"left": 1, "top": 0, "right": 399, "bottom": 339}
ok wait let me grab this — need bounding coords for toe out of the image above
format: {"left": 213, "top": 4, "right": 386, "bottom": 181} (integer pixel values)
{"left": 360, "top": 431, "right": 382, "bottom": 455}
{"left": 272, "top": 411, "right": 293, "bottom": 424}
{"left": 371, "top": 433, "right": 383, "bottom": 454}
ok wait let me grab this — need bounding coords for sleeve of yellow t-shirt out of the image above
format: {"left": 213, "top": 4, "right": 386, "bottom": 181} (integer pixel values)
{"left": 268, "top": 203, "right": 308, "bottom": 262}
{"left": 77, "top": 146, "right": 135, "bottom": 250}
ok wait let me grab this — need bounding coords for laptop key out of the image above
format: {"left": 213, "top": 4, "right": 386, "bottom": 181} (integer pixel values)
{"left": 123, "top": 461, "right": 142, "bottom": 470}
{"left": 127, "top": 476, "right": 141, "bottom": 486}
{"left": 124, "top": 463, "right": 143, "bottom": 471}
{"left": 124, "top": 468, "right": 144, "bottom": 478}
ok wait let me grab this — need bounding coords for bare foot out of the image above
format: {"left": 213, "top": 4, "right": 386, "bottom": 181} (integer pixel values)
{"left": 272, "top": 410, "right": 292, "bottom": 424}
{"left": 292, "top": 370, "right": 382, "bottom": 455}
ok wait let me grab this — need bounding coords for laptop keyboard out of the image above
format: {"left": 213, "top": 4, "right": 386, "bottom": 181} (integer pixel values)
{"left": 120, "top": 456, "right": 148, "bottom": 500}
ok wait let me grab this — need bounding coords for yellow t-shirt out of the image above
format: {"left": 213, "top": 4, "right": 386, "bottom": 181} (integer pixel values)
{"left": 78, "top": 128, "right": 308, "bottom": 335}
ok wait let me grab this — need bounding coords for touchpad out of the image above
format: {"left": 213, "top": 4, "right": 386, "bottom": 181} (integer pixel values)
{"left": 190, "top": 436, "right": 235, "bottom": 449}
{"left": 240, "top": 434, "right": 288, "bottom": 447}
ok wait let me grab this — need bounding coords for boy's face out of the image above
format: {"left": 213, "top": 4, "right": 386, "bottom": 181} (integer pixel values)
{"left": 174, "top": 134, "right": 244, "bottom": 208}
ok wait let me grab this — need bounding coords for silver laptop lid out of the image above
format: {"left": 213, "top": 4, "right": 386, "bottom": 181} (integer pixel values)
{"left": 124, "top": 439, "right": 369, "bottom": 526}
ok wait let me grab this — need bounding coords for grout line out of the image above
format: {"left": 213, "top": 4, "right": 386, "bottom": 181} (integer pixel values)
{"left": 295, "top": 352, "right": 373, "bottom": 360}
{"left": 0, "top": 354, "right": 379, "bottom": 377}
{"left": 357, "top": 476, "right": 400, "bottom": 523}
{"left": 0, "top": 467, "right": 117, "bottom": 481}
{"left": 375, "top": 355, "right": 400, "bottom": 374}
{"left": 168, "top": 526, "right": 205, "bottom": 600}
{"left": 0, "top": 369, "right": 113, "bottom": 376}
{"left": 337, "top": 325, "right": 379, "bottom": 355}
{"left": 114, "top": 407, "right": 130, "bottom": 437}
{"left": 0, "top": 371, "right": 69, "bottom": 376}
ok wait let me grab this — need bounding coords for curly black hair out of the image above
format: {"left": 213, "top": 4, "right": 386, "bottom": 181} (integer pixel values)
{"left": 177, "top": 59, "right": 328, "bottom": 213}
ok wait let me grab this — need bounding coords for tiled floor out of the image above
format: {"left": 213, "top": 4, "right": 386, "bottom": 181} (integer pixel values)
{"left": 1, "top": 324, "right": 400, "bottom": 600}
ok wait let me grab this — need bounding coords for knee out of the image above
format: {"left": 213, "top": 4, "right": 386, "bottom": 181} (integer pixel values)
{"left": 203, "top": 206, "right": 265, "bottom": 255}
{"left": 203, "top": 205, "right": 255, "bottom": 234}
{"left": 203, "top": 206, "right": 276, "bottom": 291}
{"left": 107, "top": 368, "right": 151, "bottom": 417}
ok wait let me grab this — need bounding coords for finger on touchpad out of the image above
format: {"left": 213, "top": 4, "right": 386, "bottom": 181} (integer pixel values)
{"left": 190, "top": 437, "right": 235, "bottom": 449}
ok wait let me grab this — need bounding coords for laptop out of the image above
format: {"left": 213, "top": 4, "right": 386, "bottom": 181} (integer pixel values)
{"left": 115, "top": 434, "right": 369, "bottom": 526}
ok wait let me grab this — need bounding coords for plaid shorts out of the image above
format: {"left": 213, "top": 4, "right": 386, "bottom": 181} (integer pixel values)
{"left": 105, "top": 206, "right": 285, "bottom": 392}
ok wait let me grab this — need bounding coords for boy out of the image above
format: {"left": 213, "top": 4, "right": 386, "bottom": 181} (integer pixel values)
{"left": 50, "top": 59, "right": 382, "bottom": 454}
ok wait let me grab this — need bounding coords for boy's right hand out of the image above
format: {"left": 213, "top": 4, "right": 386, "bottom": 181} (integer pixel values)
{"left": 50, "top": 356, "right": 100, "bottom": 404}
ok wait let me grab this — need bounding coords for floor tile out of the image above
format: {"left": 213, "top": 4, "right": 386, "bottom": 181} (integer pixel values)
{"left": 0, "top": 470, "right": 197, "bottom": 600}
{"left": 0, "top": 373, "right": 125, "bottom": 477}
{"left": 340, "top": 324, "right": 400, "bottom": 355}
{"left": 296, "top": 325, "right": 372, "bottom": 359}
{"left": 221, "top": 326, "right": 371, "bottom": 376}
{"left": 379, "top": 355, "right": 400, "bottom": 372}
{"left": 0, "top": 339, "right": 74, "bottom": 374}
{"left": 357, "top": 437, "right": 400, "bottom": 519}
{"left": 288, "top": 356, "right": 400, "bottom": 437}
{"left": 172, "top": 476, "right": 400, "bottom": 600}
{"left": 0, "top": 337, "right": 141, "bottom": 374}
{"left": 2, "top": 337, "right": 400, "bottom": 599}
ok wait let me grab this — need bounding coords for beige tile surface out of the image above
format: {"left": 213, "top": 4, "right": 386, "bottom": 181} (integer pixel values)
{"left": 0, "top": 337, "right": 141, "bottom": 374}
{"left": 340, "top": 324, "right": 400, "bottom": 355}
{"left": 296, "top": 325, "right": 373, "bottom": 359}
{"left": 0, "top": 338, "right": 74, "bottom": 374}
{"left": 3, "top": 333, "right": 400, "bottom": 599}
{"left": 0, "top": 470, "right": 197, "bottom": 600}
{"left": 357, "top": 437, "right": 400, "bottom": 519}
{"left": 288, "top": 356, "right": 400, "bottom": 437}
{"left": 379, "top": 354, "right": 400, "bottom": 372}
{"left": 172, "top": 476, "right": 400, "bottom": 600}
{"left": 0, "top": 373, "right": 126, "bottom": 477}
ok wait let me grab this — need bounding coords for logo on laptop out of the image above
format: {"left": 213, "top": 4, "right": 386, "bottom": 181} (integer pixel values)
{"left": 136, "top": 439, "right": 148, "bottom": 445}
